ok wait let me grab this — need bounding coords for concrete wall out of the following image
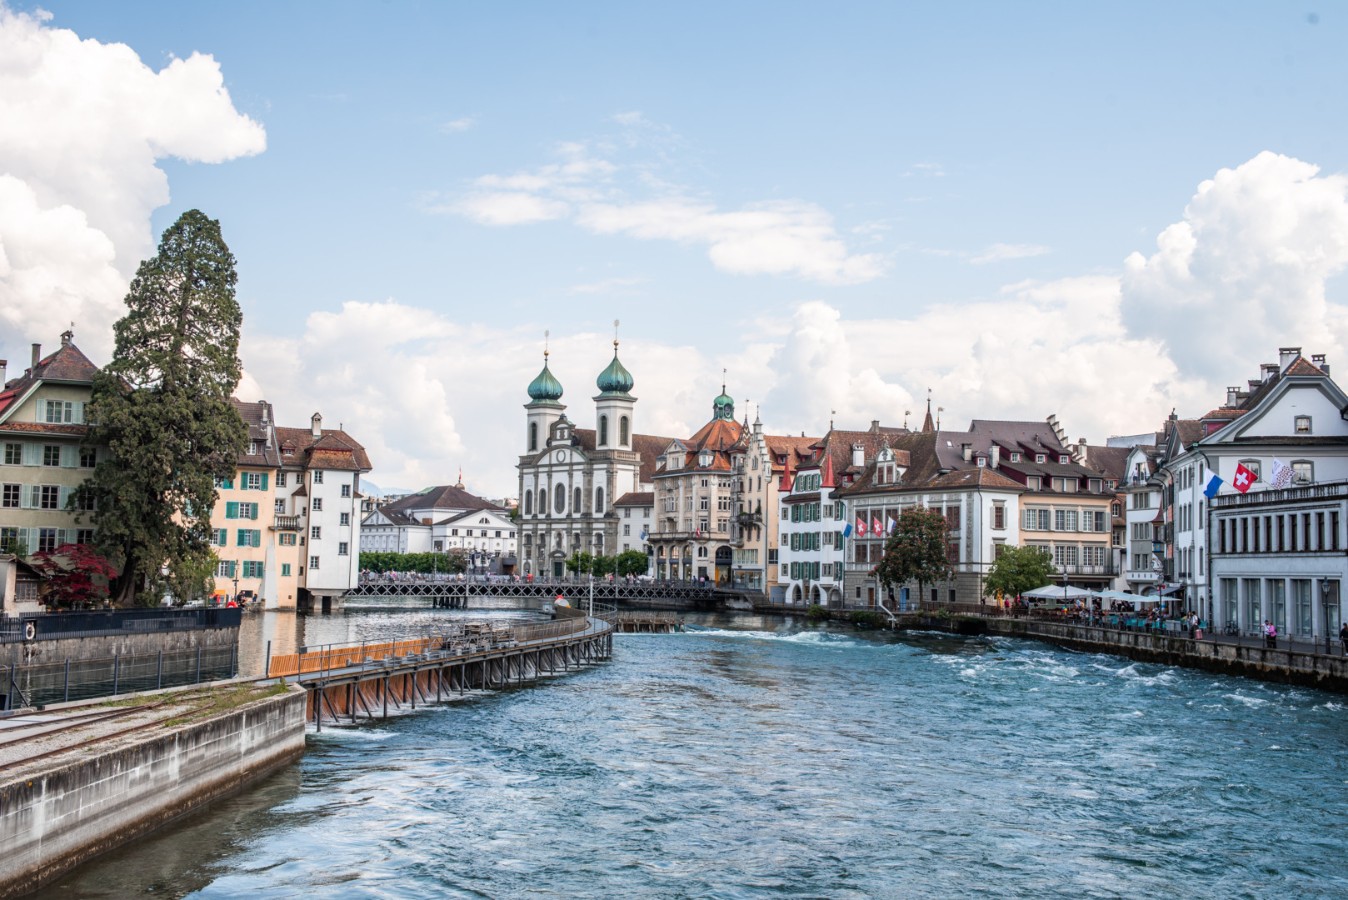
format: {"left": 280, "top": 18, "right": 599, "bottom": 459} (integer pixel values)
{"left": 12, "top": 625, "right": 239, "bottom": 666}
{"left": 0, "top": 686, "right": 306, "bottom": 897}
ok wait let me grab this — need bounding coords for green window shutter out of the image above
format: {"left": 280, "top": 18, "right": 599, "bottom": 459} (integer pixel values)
{"left": 253, "top": 529, "right": 262, "bottom": 547}
{"left": 260, "top": 473, "right": 269, "bottom": 491}
{"left": 236, "top": 529, "right": 246, "bottom": 546}
{"left": 282, "top": 563, "right": 291, "bottom": 577}
{"left": 226, "top": 501, "right": 238, "bottom": 519}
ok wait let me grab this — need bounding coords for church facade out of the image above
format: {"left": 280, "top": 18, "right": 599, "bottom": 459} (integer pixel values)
{"left": 516, "top": 343, "right": 668, "bottom": 578}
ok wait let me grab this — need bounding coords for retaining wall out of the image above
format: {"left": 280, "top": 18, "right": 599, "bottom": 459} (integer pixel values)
{"left": 0, "top": 686, "right": 306, "bottom": 898}
{"left": 8, "top": 625, "right": 239, "bottom": 667}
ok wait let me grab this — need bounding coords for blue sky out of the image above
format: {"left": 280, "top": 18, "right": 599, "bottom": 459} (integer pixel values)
{"left": 3, "top": 2, "right": 1347, "bottom": 496}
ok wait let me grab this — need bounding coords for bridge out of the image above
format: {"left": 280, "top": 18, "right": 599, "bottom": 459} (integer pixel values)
{"left": 343, "top": 577, "right": 725, "bottom": 610}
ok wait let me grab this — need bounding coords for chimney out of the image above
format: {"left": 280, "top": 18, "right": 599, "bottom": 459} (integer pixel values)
{"left": 1260, "top": 364, "right": 1277, "bottom": 382}
{"left": 852, "top": 443, "right": 864, "bottom": 468}
{"left": 990, "top": 445, "right": 1001, "bottom": 469}
{"left": 1073, "top": 437, "right": 1087, "bottom": 463}
{"left": 1226, "top": 386, "right": 1241, "bottom": 407}
{"left": 1279, "top": 347, "right": 1300, "bottom": 370}
{"left": 961, "top": 443, "right": 972, "bottom": 462}
{"left": 60, "top": 329, "right": 73, "bottom": 348}
{"left": 311, "top": 412, "right": 322, "bottom": 438}
{"left": 1312, "top": 353, "right": 1330, "bottom": 375}
{"left": 870, "top": 420, "right": 880, "bottom": 433}
{"left": 0, "top": 360, "right": 6, "bottom": 387}
{"left": 31, "top": 343, "right": 41, "bottom": 370}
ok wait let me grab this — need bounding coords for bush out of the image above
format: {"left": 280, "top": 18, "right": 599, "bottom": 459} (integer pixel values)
{"left": 806, "top": 603, "right": 829, "bottom": 621}
{"left": 849, "top": 610, "right": 885, "bottom": 629}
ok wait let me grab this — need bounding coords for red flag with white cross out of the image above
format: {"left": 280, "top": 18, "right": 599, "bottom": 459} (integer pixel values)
{"left": 1231, "top": 462, "right": 1258, "bottom": 494}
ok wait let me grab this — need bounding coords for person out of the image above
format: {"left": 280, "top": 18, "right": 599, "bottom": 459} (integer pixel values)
{"left": 1339, "top": 621, "right": 1348, "bottom": 656}
{"left": 1264, "top": 619, "right": 1277, "bottom": 649}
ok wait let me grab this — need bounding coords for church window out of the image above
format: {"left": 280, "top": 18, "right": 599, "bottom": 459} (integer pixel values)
{"left": 555, "top": 484, "right": 566, "bottom": 515}
{"left": 599, "top": 415, "right": 609, "bottom": 446}
{"left": 524, "top": 492, "right": 533, "bottom": 515}
{"left": 620, "top": 416, "right": 629, "bottom": 446}
{"left": 574, "top": 486, "right": 583, "bottom": 514}
{"left": 539, "top": 488, "right": 548, "bottom": 515}
{"left": 595, "top": 487, "right": 604, "bottom": 514}
{"left": 529, "top": 422, "right": 538, "bottom": 452}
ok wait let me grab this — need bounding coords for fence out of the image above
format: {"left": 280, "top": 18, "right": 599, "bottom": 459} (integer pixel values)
{"left": 2, "top": 644, "right": 238, "bottom": 711}
{"left": 0, "top": 607, "right": 242, "bottom": 644}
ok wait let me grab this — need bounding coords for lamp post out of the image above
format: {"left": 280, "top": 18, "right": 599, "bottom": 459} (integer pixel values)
{"left": 1323, "top": 580, "right": 1333, "bottom": 656}
{"left": 232, "top": 573, "right": 239, "bottom": 606}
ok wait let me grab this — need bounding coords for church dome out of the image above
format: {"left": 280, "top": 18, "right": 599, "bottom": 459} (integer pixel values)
{"left": 596, "top": 346, "right": 634, "bottom": 395}
{"left": 713, "top": 388, "right": 735, "bottom": 420}
{"left": 527, "top": 356, "right": 563, "bottom": 402}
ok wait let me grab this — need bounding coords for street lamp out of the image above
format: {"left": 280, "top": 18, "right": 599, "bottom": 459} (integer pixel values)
{"left": 1323, "top": 580, "right": 1334, "bottom": 655}
{"left": 232, "top": 573, "right": 239, "bottom": 606}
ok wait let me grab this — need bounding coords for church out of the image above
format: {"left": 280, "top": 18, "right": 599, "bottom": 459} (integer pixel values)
{"left": 516, "top": 341, "right": 669, "bottom": 578}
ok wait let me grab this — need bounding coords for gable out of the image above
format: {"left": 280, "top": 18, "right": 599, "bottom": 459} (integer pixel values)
{"left": 1218, "top": 380, "right": 1348, "bottom": 443}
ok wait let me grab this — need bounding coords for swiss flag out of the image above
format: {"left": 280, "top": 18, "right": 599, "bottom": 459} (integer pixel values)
{"left": 1232, "top": 463, "right": 1258, "bottom": 494}
{"left": 872, "top": 515, "right": 883, "bottom": 536}
{"left": 856, "top": 515, "right": 868, "bottom": 537}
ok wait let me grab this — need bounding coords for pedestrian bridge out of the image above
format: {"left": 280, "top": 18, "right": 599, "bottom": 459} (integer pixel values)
{"left": 343, "top": 577, "right": 719, "bottom": 610}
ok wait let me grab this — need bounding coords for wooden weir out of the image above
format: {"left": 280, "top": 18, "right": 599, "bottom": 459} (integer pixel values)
{"left": 270, "top": 616, "right": 614, "bottom": 729}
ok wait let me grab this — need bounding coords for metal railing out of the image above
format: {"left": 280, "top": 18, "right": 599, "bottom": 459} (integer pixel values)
{"left": 0, "top": 607, "right": 242, "bottom": 644}
{"left": 2, "top": 644, "right": 238, "bottom": 710}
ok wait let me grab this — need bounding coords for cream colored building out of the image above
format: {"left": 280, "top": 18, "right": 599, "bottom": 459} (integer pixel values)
{"left": 0, "top": 331, "right": 101, "bottom": 558}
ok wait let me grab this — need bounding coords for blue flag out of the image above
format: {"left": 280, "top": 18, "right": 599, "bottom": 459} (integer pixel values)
{"left": 842, "top": 523, "right": 853, "bottom": 538}
{"left": 1203, "top": 473, "right": 1223, "bottom": 499}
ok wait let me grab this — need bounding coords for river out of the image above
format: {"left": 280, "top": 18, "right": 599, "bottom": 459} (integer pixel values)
{"left": 35, "top": 609, "right": 1348, "bottom": 898}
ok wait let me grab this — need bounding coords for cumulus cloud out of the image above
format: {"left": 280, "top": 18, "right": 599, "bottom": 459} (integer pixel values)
{"left": 0, "top": 5, "right": 265, "bottom": 361}
{"left": 438, "top": 131, "right": 886, "bottom": 285}
{"left": 1120, "top": 151, "right": 1348, "bottom": 379}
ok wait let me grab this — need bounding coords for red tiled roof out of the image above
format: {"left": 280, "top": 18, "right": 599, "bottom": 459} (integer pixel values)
{"left": 614, "top": 491, "right": 654, "bottom": 507}
{"left": 1285, "top": 357, "right": 1324, "bottom": 377}
{"left": 0, "top": 338, "right": 100, "bottom": 418}
{"left": 275, "top": 426, "right": 373, "bottom": 471}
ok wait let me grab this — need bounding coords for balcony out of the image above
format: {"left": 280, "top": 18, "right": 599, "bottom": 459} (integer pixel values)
{"left": 273, "top": 515, "right": 301, "bottom": 531}
{"left": 1056, "top": 564, "right": 1117, "bottom": 577}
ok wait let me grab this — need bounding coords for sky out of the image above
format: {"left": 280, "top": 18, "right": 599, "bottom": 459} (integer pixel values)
{"left": 3, "top": 2, "right": 1348, "bottom": 499}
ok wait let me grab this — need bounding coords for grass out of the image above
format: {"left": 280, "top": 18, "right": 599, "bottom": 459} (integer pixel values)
{"left": 161, "top": 683, "right": 291, "bottom": 728}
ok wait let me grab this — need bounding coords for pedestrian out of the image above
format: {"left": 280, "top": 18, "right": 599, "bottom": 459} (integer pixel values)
{"left": 1264, "top": 619, "right": 1277, "bottom": 649}
{"left": 1339, "top": 621, "right": 1348, "bottom": 656}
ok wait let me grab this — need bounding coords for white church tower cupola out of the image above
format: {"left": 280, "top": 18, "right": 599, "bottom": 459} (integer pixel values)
{"left": 594, "top": 323, "right": 636, "bottom": 450}
{"left": 525, "top": 335, "right": 565, "bottom": 454}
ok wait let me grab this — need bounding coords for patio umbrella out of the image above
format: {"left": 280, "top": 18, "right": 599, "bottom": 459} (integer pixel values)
{"left": 1023, "top": 584, "right": 1095, "bottom": 600}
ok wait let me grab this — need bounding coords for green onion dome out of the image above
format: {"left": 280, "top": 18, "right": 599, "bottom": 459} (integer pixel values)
{"left": 713, "top": 388, "right": 735, "bottom": 420}
{"left": 527, "top": 355, "right": 564, "bottom": 402}
{"left": 596, "top": 345, "right": 635, "bottom": 395}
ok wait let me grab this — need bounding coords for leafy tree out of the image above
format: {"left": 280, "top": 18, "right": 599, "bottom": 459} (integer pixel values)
{"left": 983, "top": 545, "right": 1057, "bottom": 601}
{"left": 591, "top": 554, "right": 616, "bottom": 577}
{"left": 30, "top": 543, "right": 118, "bottom": 609}
{"left": 78, "top": 210, "right": 247, "bottom": 606}
{"left": 613, "top": 549, "right": 649, "bottom": 577}
{"left": 875, "top": 507, "right": 952, "bottom": 606}
{"left": 565, "top": 552, "right": 596, "bottom": 575}
{"left": 359, "top": 551, "right": 467, "bottom": 575}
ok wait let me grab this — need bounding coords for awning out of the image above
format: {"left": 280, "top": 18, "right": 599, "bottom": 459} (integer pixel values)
{"left": 1148, "top": 583, "right": 1185, "bottom": 597}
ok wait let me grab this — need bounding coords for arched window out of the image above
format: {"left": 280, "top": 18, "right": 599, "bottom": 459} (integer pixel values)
{"left": 599, "top": 415, "right": 609, "bottom": 446}
{"left": 595, "top": 487, "right": 604, "bottom": 514}
{"left": 620, "top": 416, "right": 629, "bottom": 446}
{"left": 555, "top": 484, "right": 566, "bottom": 515}
{"left": 539, "top": 488, "right": 548, "bottom": 515}
{"left": 524, "top": 492, "right": 533, "bottom": 515}
{"left": 529, "top": 422, "right": 538, "bottom": 452}
{"left": 574, "top": 486, "right": 583, "bottom": 514}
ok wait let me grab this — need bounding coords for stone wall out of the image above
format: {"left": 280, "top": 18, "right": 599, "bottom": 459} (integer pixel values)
{"left": 0, "top": 686, "right": 306, "bottom": 897}
{"left": 11, "top": 624, "right": 239, "bottom": 666}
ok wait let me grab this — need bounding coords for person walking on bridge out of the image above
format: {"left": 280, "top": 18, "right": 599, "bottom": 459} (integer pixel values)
{"left": 1339, "top": 621, "right": 1348, "bottom": 656}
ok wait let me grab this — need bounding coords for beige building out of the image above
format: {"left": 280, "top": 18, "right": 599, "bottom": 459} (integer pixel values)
{"left": 0, "top": 331, "right": 101, "bottom": 558}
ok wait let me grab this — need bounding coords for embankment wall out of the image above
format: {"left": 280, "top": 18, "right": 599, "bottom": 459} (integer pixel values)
{"left": 0, "top": 686, "right": 306, "bottom": 898}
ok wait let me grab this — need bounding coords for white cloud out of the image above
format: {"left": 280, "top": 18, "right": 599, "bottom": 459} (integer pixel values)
{"left": 440, "top": 116, "right": 476, "bottom": 133}
{"left": 439, "top": 134, "right": 886, "bottom": 285}
{"left": 568, "top": 276, "right": 645, "bottom": 295}
{"left": 0, "top": 5, "right": 265, "bottom": 362}
{"left": 1120, "top": 151, "right": 1348, "bottom": 380}
{"left": 970, "top": 242, "right": 1052, "bottom": 265}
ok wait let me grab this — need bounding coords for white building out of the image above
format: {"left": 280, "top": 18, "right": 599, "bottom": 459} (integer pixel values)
{"left": 517, "top": 344, "right": 669, "bottom": 578}
{"left": 361, "top": 483, "right": 516, "bottom": 570}
{"left": 612, "top": 492, "right": 653, "bottom": 565}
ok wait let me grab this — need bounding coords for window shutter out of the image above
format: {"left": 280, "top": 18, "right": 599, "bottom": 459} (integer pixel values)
{"left": 35, "top": 400, "right": 46, "bottom": 422}
{"left": 261, "top": 473, "right": 269, "bottom": 491}
{"left": 226, "top": 501, "right": 238, "bottom": 519}
{"left": 27, "top": 485, "right": 38, "bottom": 509}
{"left": 58, "top": 486, "right": 70, "bottom": 508}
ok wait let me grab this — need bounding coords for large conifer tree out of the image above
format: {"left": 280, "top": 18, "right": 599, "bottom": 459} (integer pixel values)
{"left": 81, "top": 210, "right": 247, "bottom": 605}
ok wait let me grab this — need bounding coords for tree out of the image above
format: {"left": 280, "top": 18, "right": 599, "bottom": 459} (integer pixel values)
{"left": 613, "top": 549, "right": 649, "bottom": 577}
{"left": 983, "top": 545, "right": 1057, "bottom": 601}
{"left": 30, "top": 543, "right": 118, "bottom": 610}
{"left": 565, "top": 552, "right": 595, "bottom": 576}
{"left": 77, "top": 210, "right": 247, "bottom": 606}
{"left": 874, "top": 507, "right": 953, "bottom": 606}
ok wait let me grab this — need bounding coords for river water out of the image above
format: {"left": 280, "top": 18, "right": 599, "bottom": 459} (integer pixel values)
{"left": 36, "top": 610, "right": 1348, "bottom": 899}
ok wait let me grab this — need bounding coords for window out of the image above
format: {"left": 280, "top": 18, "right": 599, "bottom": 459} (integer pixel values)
{"left": 992, "top": 503, "right": 1005, "bottom": 530}
{"left": 1052, "top": 544, "right": 1078, "bottom": 567}
{"left": 524, "top": 492, "right": 533, "bottom": 515}
{"left": 555, "top": 484, "right": 566, "bottom": 514}
{"left": 313, "top": 497, "right": 323, "bottom": 511}
{"left": 341, "top": 484, "right": 351, "bottom": 498}
{"left": 1239, "top": 459, "right": 1262, "bottom": 480}
{"left": 236, "top": 529, "right": 261, "bottom": 547}
{"left": 43, "top": 445, "right": 61, "bottom": 467}
{"left": 242, "top": 561, "right": 265, "bottom": 579}
{"left": 281, "top": 563, "right": 292, "bottom": 576}
{"left": 38, "top": 485, "right": 59, "bottom": 509}
{"left": 1036, "top": 454, "right": 1046, "bottom": 463}
{"left": 76, "top": 529, "right": 94, "bottom": 545}
{"left": 620, "top": 416, "right": 629, "bottom": 445}
{"left": 1295, "top": 415, "right": 1312, "bottom": 434}
{"left": 595, "top": 487, "right": 604, "bottom": 514}
{"left": 1022, "top": 508, "right": 1050, "bottom": 531}
{"left": 599, "top": 415, "right": 609, "bottom": 446}
{"left": 216, "top": 560, "right": 236, "bottom": 578}
{"left": 312, "top": 470, "right": 324, "bottom": 484}
{"left": 3, "top": 443, "right": 20, "bottom": 465}
{"left": 242, "top": 472, "right": 265, "bottom": 490}
{"left": 212, "top": 528, "right": 227, "bottom": 546}
{"left": 339, "top": 542, "right": 349, "bottom": 556}
{"left": 76, "top": 490, "right": 95, "bottom": 511}
{"left": 44, "top": 400, "right": 74, "bottom": 423}
{"left": 279, "top": 533, "right": 297, "bottom": 546}
{"left": 80, "top": 448, "right": 96, "bottom": 468}
{"left": 340, "top": 512, "right": 350, "bottom": 526}
{"left": 277, "top": 472, "right": 287, "bottom": 487}
{"left": 0, "top": 527, "right": 18, "bottom": 552}
{"left": 1292, "top": 460, "right": 1313, "bottom": 484}
{"left": 310, "top": 556, "right": 320, "bottom": 569}
{"left": 1, "top": 484, "right": 17, "bottom": 508}
{"left": 275, "top": 499, "right": 286, "bottom": 513}
{"left": 574, "top": 486, "right": 582, "bottom": 514}
{"left": 529, "top": 422, "right": 539, "bottom": 452}
{"left": 311, "top": 526, "right": 322, "bottom": 540}
{"left": 38, "top": 527, "right": 59, "bottom": 552}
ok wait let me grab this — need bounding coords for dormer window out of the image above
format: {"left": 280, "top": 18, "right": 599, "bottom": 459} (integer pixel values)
{"left": 976, "top": 457, "right": 986, "bottom": 467}
{"left": 1295, "top": 416, "right": 1312, "bottom": 434}
{"left": 1010, "top": 452, "right": 1021, "bottom": 463}
{"left": 1035, "top": 454, "right": 1045, "bottom": 464}
{"left": 1059, "top": 455, "right": 1069, "bottom": 465}
{"left": 699, "top": 450, "right": 713, "bottom": 468}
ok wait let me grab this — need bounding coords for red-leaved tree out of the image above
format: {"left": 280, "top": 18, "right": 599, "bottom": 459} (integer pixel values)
{"left": 30, "top": 543, "right": 119, "bottom": 610}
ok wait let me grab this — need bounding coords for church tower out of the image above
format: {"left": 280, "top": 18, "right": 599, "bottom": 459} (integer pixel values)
{"left": 594, "top": 338, "right": 636, "bottom": 450}
{"left": 525, "top": 349, "right": 564, "bottom": 454}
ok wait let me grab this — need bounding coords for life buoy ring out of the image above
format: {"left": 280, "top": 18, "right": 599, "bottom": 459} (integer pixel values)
{"left": 23, "top": 622, "right": 35, "bottom": 641}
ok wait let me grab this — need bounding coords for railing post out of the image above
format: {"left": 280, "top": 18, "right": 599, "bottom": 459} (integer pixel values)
{"left": 231, "top": 642, "right": 237, "bottom": 678}
{"left": 196, "top": 644, "right": 202, "bottom": 684}
{"left": 265, "top": 640, "right": 272, "bottom": 679}
{"left": 64, "top": 658, "right": 70, "bottom": 703}
{"left": 112, "top": 653, "right": 120, "bottom": 696}
{"left": 156, "top": 651, "right": 163, "bottom": 689}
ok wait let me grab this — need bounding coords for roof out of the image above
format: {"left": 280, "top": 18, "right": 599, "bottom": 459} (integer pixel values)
{"left": 837, "top": 430, "right": 1027, "bottom": 498}
{"left": 564, "top": 429, "right": 674, "bottom": 485}
{"left": 614, "top": 491, "right": 654, "bottom": 507}
{"left": 436, "top": 507, "right": 515, "bottom": 526}
{"left": 656, "top": 416, "right": 746, "bottom": 477}
{"left": 276, "top": 425, "right": 373, "bottom": 472}
{"left": 1079, "top": 445, "right": 1129, "bottom": 481}
{"left": 0, "top": 335, "right": 100, "bottom": 420}
{"left": 382, "top": 484, "right": 505, "bottom": 516}
{"left": 230, "top": 399, "right": 282, "bottom": 468}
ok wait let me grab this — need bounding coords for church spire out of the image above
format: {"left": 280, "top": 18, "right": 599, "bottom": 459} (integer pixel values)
{"left": 921, "top": 389, "right": 935, "bottom": 433}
